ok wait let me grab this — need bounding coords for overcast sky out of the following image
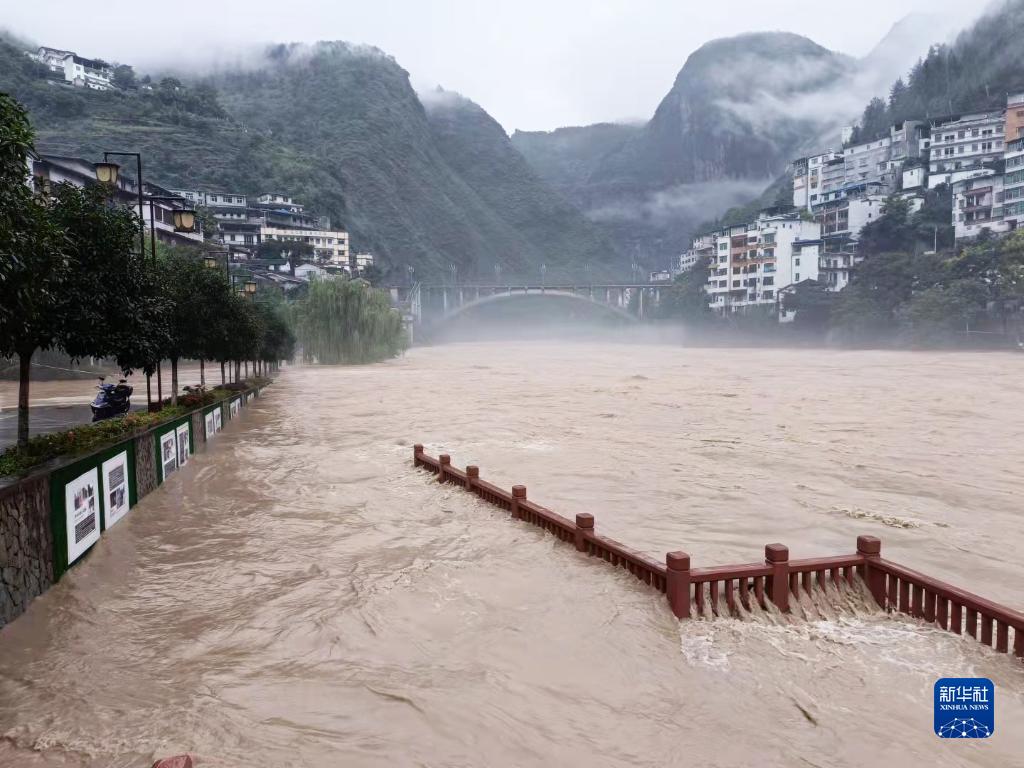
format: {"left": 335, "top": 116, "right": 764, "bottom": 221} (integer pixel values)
{"left": 5, "top": 0, "right": 982, "bottom": 132}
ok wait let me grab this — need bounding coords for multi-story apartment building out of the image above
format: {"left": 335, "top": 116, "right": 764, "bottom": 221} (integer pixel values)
{"left": 928, "top": 111, "right": 1005, "bottom": 188}
{"left": 815, "top": 195, "right": 887, "bottom": 292}
{"left": 952, "top": 173, "right": 1009, "bottom": 240}
{"left": 1002, "top": 135, "right": 1024, "bottom": 229}
{"left": 261, "top": 227, "right": 351, "bottom": 266}
{"left": 793, "top": 151, "right": 843, "bottom": 210}
{"left": 704, "top": 212, "right": 820, "bottom": 315}
{"left": 30, "top": 47, "right": 113, "bottom": 90}
{"left": 1005, "top": 93, "right": 1024, "bottom": 142}
{"left": 679, "top": 233, "right": 715, "bottom": 274}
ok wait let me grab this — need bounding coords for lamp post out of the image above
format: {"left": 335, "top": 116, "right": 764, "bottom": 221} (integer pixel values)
{"left": 144, "top": 196, "right": 196, "bottom": 263}
{"left": 94, "top": 152, "right": 145, "bottom": 257}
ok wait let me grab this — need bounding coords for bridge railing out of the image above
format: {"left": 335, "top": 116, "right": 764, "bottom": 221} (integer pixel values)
{"left": 414, "top": 445, "right": 1023, "bottom": 661}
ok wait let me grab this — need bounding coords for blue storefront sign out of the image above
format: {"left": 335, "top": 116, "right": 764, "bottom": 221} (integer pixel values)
{"left": 934, "top": 678, "right": 994, "bottom": 738}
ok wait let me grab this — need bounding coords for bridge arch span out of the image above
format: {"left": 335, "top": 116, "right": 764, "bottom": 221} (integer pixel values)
{"left": 437, "top": 288, "right": 640, "bottom": 324}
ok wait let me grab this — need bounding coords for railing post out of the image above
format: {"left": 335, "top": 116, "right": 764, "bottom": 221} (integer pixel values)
{"left": 438, "top": 454, "right": 450, "bottom": 483}
{"left": 574, "top": 513, "right": 594, "bottom": 552}
{"left": 765, "top": 543, "right": 790, "bottom": 613}
{"left": 413, "top": 443, "right": 423, "bottom": 468}
{"left": 666, "top": 551, "right": 691, "bottom": 619}
{"left": 511, "top": 485, "right": 526, "bottom": 520}
{"left": 466, "top": 465, "right": 479, "bottom": 494}
{"left": 857, "top": 535, "right": 885, "bottom": 609}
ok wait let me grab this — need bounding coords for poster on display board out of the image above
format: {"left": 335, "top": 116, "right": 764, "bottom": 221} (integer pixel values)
{"left": 176, "top": 423, "right": 190, "bottom": 468}
{"left": 160, "top": 430, "right": 177, "bottom": 480}
{"left": 205, "top": 410, "right": 216, "bottom": 440}
{"left": 213, "top": 408, "right": 223, "bottom": 432}
{"left": 101, "top": 451, "right": 130, "bottom": 529}
{"left": 229, "top": 398, "right": 240, "bottom": 418}
{"left": 64, "top": 467, "right": 100, "bottom": 564}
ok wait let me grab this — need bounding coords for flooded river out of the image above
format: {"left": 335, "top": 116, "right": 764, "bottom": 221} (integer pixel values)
{"left": 1, "top": 342, "right": 1022, "bottom": 766}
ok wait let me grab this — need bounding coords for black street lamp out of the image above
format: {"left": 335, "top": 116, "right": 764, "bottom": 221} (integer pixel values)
{"left": 95, "top": 152, "right": 146, "bottom": 257}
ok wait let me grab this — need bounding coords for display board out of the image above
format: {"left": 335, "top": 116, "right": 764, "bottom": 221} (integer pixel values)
{"left": 204, "top": 409, "right": 217, "bottom": 440}
{"left": 159, "top": 430, "right": 177, "bottom": 480}
{"left": 176, "top": 423, "right": 190, "bottom": 468}
{"left": 229, "top": 398, "right": 241, "bottom": 418}
{"left": 101, "top": 451, "right": 130, "bottom": 529}
{"left": 214, "top": 407, "right": 223, "bottom": 431}
{"left": 64, "top": 467, "right": 101, "bottom": 564}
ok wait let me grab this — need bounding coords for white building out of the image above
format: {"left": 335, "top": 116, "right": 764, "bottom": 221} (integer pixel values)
{"left": 31, "top": 47, "right": 113, "bottom": 90}
{"left": 928, "top": 111, "right": 1005, "bottom": 189}
{"left": 1003, "top": 135, "right": 1024, "bottom": 229}
{"left": 704, "top": 213, "right": 820, "bottom": 316}
{"left": 261, "top": 226, "right": 350, "bottom": 266}
{"left": 952, "top": 172, "right": 1010, "bottom": 240}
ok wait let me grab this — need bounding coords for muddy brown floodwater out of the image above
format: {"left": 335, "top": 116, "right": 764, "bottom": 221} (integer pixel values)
{"left": 1, "top": 342, "right": 1022, "bottom": 767}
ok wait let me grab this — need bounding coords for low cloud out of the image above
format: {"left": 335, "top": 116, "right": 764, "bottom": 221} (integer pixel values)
{"left": 587, "top": 179, "right": 769, "bottom": 227}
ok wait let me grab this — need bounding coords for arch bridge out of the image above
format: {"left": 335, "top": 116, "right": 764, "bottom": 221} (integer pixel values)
{"left": 405, "top": 283, "right": 664, "bottom": 326}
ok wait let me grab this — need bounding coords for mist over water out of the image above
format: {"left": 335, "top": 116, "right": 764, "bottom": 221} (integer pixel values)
{"left": 1, "top": 342, "right": 1022, "bottom": 766}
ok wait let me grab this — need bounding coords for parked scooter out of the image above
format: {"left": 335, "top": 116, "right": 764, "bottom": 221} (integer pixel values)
{"left": 91, "top": 377, "right": 133, "bottom": 422}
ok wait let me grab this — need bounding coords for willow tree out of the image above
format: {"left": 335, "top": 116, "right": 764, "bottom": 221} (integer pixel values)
{"left": 294, "top": 277, "right": 407, "bottom": 364}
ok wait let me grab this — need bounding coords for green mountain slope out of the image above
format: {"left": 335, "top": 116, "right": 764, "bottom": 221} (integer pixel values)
{"left": 424, "top": 90, "right": 618, "bottom": 281}
{"left": 850, "top": 0, "right": 1024, "bottom": 141}
{"left": 0, "top": 39, "right": 620, "bottom": 280}
{"left": 511, "top": 32, "right": 855, "bottom": 265}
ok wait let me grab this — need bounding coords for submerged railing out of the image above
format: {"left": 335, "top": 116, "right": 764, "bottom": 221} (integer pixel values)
{"left": 414, "top": 445, "right": 1024, "bottom": 661}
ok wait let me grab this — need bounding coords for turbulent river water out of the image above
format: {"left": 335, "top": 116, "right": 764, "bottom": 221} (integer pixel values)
{"left": 1, "top": 342, "right": 1022, "bottom": 767}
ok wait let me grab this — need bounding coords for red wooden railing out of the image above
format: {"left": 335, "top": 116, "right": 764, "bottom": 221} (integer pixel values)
{"left": 414, "top": 445, "right": 1023, "bottom": 661}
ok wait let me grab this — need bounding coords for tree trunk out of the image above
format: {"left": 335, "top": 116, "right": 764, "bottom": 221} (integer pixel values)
{"left": 157, "top": 361, "right": 163, "bottom": 407}
{"left": 171, "top": 357, "right": 179, "bottom": 407}
{"left": 234, "top": 360, "right": 241, "bottom": 383}
{"left": 17, "top": 351, "right": 32, "bottom": 449}
{"left": 146, "top": 373, "right": 152, "bottom": 411}
{"left": 221, "top": 361, "right": 225, "bottom": 386}
{"left": 200, "top": 359, "right": 206, "bottom": 388}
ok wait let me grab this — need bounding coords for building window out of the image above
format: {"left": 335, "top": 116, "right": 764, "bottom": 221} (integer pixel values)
{"left": 763, "top": 277, "right": 774, "bottom": 286}
{"left": 795, "top": 258, "right": 800, "bottom": 266}
{"left": 795, "top": 273, "right": 800, "bottom": 281}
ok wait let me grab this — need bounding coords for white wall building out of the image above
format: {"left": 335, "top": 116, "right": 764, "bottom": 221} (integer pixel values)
{"left": 952, "top": 172, "right": 1010, "bottom": 240}
{"left": 704, "top": 214, "right": 820, "bottom": 316}
{"left": 261, "top": 226, "right": 350, "bottom": 266}
{"left": 1003, "top": 135, "right": 1024, "bottom": 229}
{"left": 928, "top": 111, "right": 1005, "bottom": 189}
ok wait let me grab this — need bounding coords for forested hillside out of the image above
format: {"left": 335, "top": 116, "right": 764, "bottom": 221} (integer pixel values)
{"left": 850, "top": 0, "right": 1024, "bottom": 142}
{"left": 0, "top": 38, "right": 621, "bottom": 280}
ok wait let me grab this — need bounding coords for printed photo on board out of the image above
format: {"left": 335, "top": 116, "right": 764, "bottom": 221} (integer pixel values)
{"left": 101, "top": 452, "right": 130, "bottom": 529}
{"left": 205, "top": 411, "right": 216, "bottom": 440}
{"left": 160, "top": 431, "right": 177, "bottom": 480}
{"left": 213, "top": 409, "right": 223, "bottom": 432}
{"left": 176, "top": 424, "right": 190, "bottom": 468}
{"left": 64, "top": 467, "right": 101, "bottom": 564}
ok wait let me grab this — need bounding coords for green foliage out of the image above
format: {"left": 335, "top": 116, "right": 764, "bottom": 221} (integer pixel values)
{"left": 654, "top": 262, "right": 714, "bottom": 323}
{"left": 294, "top": 276, "right": 406, "bottom": 364}
{"left": 112, "top": 64, "right": 136, "bottom": 90}
{"left": 258, "top": 238, "right": 313, "bottom": 274}
{"left": 782, "top": 280, "right": 836, "bottom": 329}
{"left": 0, "top": 384, "right": 243, "bottom": 478}
{"left": 829, "top": 229, "right": 1024, "bottom": 344}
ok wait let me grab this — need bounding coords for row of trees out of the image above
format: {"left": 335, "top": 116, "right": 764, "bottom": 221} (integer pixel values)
{"left": 0, "top": 93, "right": 294, "bottom": 448}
